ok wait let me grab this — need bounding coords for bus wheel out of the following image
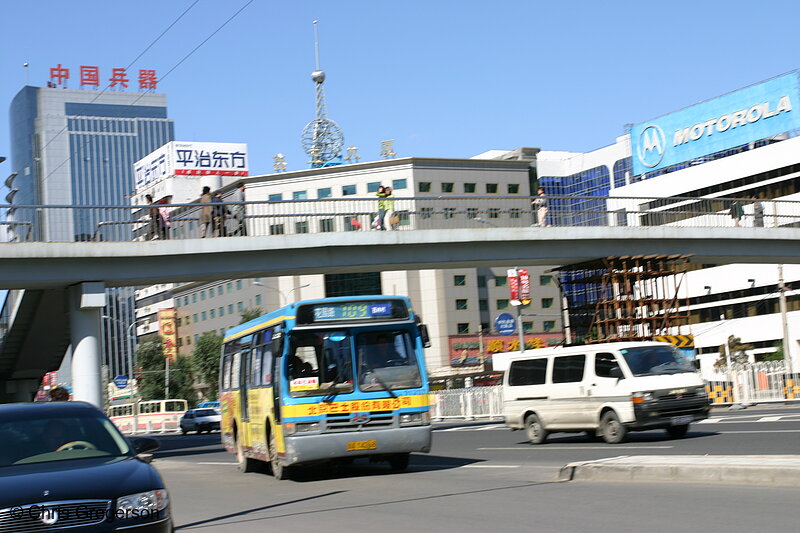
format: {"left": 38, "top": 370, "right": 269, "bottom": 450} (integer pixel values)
{"left": 269, "top": 434, "right": 292, "bottom": 480}
{"left": 235, "top": 436, "right": 257, "bottom": 473}
{"left": 388, "top": 453, "right": 410, "bottom": 472}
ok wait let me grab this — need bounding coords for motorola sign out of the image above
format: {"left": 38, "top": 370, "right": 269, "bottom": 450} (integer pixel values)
{"left": 495, "top": 313, "right": 516, "bottom": 336}
{"left": 630, "top": 70, "right": 800, "bottom": 176}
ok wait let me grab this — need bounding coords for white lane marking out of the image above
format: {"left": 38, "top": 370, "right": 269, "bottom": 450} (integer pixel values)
{"left": 697, "top": 418, "right": 722, "bottom": 424}
{"left": 196, "top": 462, "right": 238, "bottom": 465}
{"left": 477, "top": 446, "right": 674, "bottom": 450}
{"left": 716, "top": 429, "right": 800, "bottom": 434}
{"left": 757, "top": 416, "right": 784, "bottom": 422}
{"left": 462, "top": 465, "right": 521, "bottom": 469}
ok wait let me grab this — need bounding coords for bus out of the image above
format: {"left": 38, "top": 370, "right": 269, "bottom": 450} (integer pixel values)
{"left": 108, "top": 399, "right": 188, "bottom": 433}
{"left": 220, "top": 295, "right": 433, "bottom": 480}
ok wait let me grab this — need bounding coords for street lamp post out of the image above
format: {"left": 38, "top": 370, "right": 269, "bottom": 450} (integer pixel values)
{"left": 253, "top": 281, "right": 311, "bottom": 306}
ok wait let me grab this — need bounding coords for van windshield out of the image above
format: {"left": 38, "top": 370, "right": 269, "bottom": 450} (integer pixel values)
{"left": 620, "top": 345, "right": 695, "bottom": 376}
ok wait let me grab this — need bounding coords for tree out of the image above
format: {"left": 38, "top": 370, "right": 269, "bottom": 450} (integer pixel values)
{"left": 714, "top": 335, "right": 753, "bottom": 367}
{"left": 136, "top": 337, "right": 195, "bottom": 403}
{"left": 757, "top": 344, "right": 785, "bottom": 362}
{"left": 239, "top": 307, "right": 263, "bottom": 324}
{"left": 169, "top": 355, "right": 196, "bottom": 404}
{"left": 192, "top": 332, "right": 223, "bottom": 401}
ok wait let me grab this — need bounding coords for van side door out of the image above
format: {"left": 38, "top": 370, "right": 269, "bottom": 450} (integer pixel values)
{"left": 587, "top": 352, "right": 626, "bottom": 423}
{"left": 547, "top": 354, "right": 590, "bottom": 428}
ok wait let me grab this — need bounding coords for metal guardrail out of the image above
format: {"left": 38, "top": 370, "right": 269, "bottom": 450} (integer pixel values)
{"left": 0, "top": 194, "right": 798, "bottom": 243}
{"left": 431, "top": 363, "right": 800, "bottom": 420}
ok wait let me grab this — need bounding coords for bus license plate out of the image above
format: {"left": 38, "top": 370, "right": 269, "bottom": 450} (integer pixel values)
{"left": 670, "top": 415, "right": 693, "bottom": 426}
{"left": 347, "top": 440, "right": 377, "bottom": 451}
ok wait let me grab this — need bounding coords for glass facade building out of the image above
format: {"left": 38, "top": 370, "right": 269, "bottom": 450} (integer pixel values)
{"left": 6, "top": 85, "right": 174, "bottom": 381}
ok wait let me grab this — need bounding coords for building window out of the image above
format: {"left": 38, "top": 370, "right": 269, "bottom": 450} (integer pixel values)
{"left": 201, "top": 311, "right": 207, "bottom": 321}
{"left": 441, "top": 182, "right": 454, "bottom": 193}
{"left": 293, "top": 191, "right": 307, "bottom": 200}
{"left": 418, "top": 182, "right": 431, "bottom": 193}
{"left": 320, "top": 218, "right": 334, "bottom": 232}
{"left": 194, "top": 334, "right": 199, "bottom": 343}
{"left": 523, "top": 321, "right": 533, "bottom": 333}
{"left": 219, "top": 307, "right": 224, "bottom": 316}
{"left": 540, "top": 275, "right": 553, "bottom": 286}
{"left": 543, "top": 321, "right": 555, "bottom": 331}
{"left": 217, "top": 286, "right": 223, "bottom": 295}
{"left": 392, "top": 179, "right": 407, "bottom": 190}
{"left": 542, "top": 298, "right": 554, "bottom": 308}
{"left": 455, "top": 299, "right": 468, "bottom": 310}
{"left": 479, "top": 299, "right": 488, "bottom": 311}
{"left": 497, "top": 299, "right": 509, "bottom": 310}
{"left": 226, "top": 282, "right": 232, "bottom": 292}
{"left": 185, "top": 316, "right": 190, "bottom": 324}
{"left": 477, "top": 275, "right": 487, "bottom": 288}
{"left": 269, "top": 224, "right": 285, "bottom": 235}
{"left": 466, "top": 207, "right": 478, "bottom": 219}
{"left": 457, "top": 323, "right": 470, "bottom": 334}
{"left": 255, "top": 294, "right": 262, "bottom": 305}
{"left": 344, "top": 215, "right": 361, "bottom": 231}
{"left": 186, "top": 336, "right": 191, "bottom": 346}
{"left": 488, "top": 208, "right": 500, "bottom": 218}
{"left": 454, "top": 275, "right": 466, "bottom": 286}
{"left": 318, "top": 187, "right": 332, "bottom": 199}
{"left": 464, "top": 183, "right": 476, "bottom": 193}
{"left": 201, "top": 292, "right": 206, "bottom": 301}
{"left": 367, "top": 182, "right": 381, "bottom": 193}
{"left": 192, "top": 293, "right": 197, "bottom": 303}
{"left": 508, "top": 184, "right": 520, "bottom": 194}
{"left": 268, "top": 193, "right": 282, "bottom": 202}
{"left": 193, "top": 313, "right": 198, "bottom": 323}
{"left": 495, "top": 276, "right": 507, "bottom": 287}
{"left": 237, "top": 302, "right": 244, "bottom": 311}
{"left": 210, "top": 309, "right": 216, "bottom": 319}
{"left": 183, "top": 296, "right": 189, "bottom": 306}
{"left": 342, "top": 184, "right": 356, "bottom": 196}
{"left": 443, "top": 207, "right": 456, "bottom": 219}
{"left": 486, "top": 183, "right": 498, "bottom": 193}
{"left": 236, "top": 280, "right": 242, "bottom": 290}
{"left": 209, "top": 289, "right": 214, "bottom": 299}
{"left": 295, "top": 221, "right": 309, "bottom": 233}
{"left": 228, "top": 304, "right": 233, "bottom": 314}
{"left": 510, "top": 208, "right": 521, "bottom": 219}
{"left": 420, "top": 207, "right": 433, "bottom": 219}
{"left": 176, "top": 318, "right": 182, "bottom": 327}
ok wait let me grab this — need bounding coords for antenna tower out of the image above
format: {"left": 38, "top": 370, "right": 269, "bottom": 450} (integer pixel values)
{"left": 301, "top": 20, "right": 344, "bottom": 168}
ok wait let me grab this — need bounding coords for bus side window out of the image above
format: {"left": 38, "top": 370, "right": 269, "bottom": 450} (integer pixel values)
{"left": 221, "top": 355, "right": 232, "bottom": 390}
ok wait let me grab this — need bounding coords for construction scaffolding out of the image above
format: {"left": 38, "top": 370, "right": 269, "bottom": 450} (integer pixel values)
{"left": 553, "top": 254, "right": 692, "bottom": 344}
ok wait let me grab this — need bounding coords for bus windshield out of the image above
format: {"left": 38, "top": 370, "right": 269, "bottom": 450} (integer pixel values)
{"left": 357, "top": 331, "right": 423, "bottom": 391}
{"left": 620, "top": 345, "right": 695, "bottom": 376}
{"left": 288, "top": 331, "right": 355, "bottom": 398}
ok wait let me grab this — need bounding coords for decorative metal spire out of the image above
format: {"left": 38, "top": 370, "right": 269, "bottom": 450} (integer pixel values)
{"left": 301, "top": 20, "right": 344, "bottom": 168}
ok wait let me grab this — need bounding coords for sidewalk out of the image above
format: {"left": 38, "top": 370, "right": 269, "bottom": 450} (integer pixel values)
{"left": 558, "top": 455, "right": 800, "bottom": 487}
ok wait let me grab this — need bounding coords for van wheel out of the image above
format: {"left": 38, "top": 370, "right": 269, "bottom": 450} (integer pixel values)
{"left": 525, "top": 414, "right": 548, "bottom": 444}
{"left": 600, "top": 411, "right": 627, "bottom": 444}
{"left": 666, "top": 424, "right": 689, "bottom": 438}
{"left": 269, "top": 433, "right": 292, "bottom": 481}
{"left": 235, "top": 436, "right": 258, "bottom": 473}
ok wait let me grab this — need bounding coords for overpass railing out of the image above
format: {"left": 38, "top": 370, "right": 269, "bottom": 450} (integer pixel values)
{"left": 1, "top": 194, "right": 799, "bottom": 242}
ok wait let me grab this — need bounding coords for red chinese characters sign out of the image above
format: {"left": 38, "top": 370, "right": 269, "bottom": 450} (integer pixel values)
{"left": 518, "top": 268, "right": 531, "bottom": 305}
{"left": 158, "top": 308, "right": 178, "bottom": 363}
{"left": 48, "top": 64, "right": 158, "bottom": 90}
{"left": 507, "top": 268, "right": 520, "bottom": 305}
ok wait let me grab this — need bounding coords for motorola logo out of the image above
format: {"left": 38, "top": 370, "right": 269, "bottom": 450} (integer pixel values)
{"left": 637, "top": 124, "right": 666, "bottom": 168}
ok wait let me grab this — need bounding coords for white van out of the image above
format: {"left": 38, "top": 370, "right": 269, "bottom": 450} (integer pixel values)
{"left": 502, "top": 341, "right": 710, "bottom": 444}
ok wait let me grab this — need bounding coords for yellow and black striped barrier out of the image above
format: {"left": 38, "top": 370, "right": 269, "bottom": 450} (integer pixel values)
{"left": 706, "top": 382, "right": 733, "bottom": 404}
{"left": 654, "top": 334, "right": 695, "bottom": 348}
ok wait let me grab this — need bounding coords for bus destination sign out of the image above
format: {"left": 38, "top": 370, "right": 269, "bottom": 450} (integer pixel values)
{"left": 298, "top": 300, "right": 408, "bottom": 325}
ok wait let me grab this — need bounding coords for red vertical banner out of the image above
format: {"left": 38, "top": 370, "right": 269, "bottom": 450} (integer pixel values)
{"left": 519, "top": 269, "right": 531, "bottom": 305}
{"left": 507, "top": 268, "right": 520, "bottom": 306}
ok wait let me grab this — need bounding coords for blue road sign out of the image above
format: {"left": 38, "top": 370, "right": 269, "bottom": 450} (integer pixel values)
{"left": 495, "top": 313, "right": 516, "bottom": 336}
{"left": 113, "top": 375, "right": 129, "bottom": 390}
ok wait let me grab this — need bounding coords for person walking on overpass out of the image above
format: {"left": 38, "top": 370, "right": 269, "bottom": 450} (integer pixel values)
{"left": 532, "top": 188, "right": 548, "bottom": 227}
{"left": 375, "top": 185, "right": 387, "bottom": 230}
{"left": 231, "top": 182, "right": 247, "bottom": 236}
{"left": 199, "top": 186, "right": 213, "bottom": 238}
{"left": 383, "top": 186, "right": 397, "bottom": 231}
{"left": 730, "top": 199, "right": 744, "bottom": 227}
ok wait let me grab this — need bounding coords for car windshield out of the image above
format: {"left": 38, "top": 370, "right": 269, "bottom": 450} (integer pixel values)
{"left": 356, "top": 330, "right": 422, "bottom": 391}
{"left": 194, "top": 409, "right": 218, "bottom": 417}
{"left": 0, "top": 412, "right": 131, "bottom": 467}
{"left": 287, "top": 331, "right": 355, "bottom": 398}
{"left": 620, "top": 345, "right": 695, "bottom": 376}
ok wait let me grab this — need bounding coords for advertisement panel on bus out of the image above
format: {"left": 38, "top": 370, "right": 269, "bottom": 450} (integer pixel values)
{"left": 630, "top": 70, "right": 800, "bottom": 176}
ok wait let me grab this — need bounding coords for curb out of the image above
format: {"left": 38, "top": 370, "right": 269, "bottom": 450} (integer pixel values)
{"left": 557, "top": 455, "right": 800, "bottom": 487}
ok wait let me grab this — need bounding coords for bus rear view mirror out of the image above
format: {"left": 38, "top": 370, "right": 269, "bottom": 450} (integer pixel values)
{"left": 419, "top": 324, "right": 431, "bottom": 348}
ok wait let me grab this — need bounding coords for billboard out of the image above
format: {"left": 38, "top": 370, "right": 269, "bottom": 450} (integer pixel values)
{"left": 630, "top": 71, "right": 800, "bottom": 176}
{"left": 134, "top": 141, "right": 249, "bottom": 192}
{"left": 158, "top": 308, "right": 178, "bottom": 363}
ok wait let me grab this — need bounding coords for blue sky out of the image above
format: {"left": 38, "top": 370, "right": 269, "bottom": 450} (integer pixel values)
{"left": 1, "top": 0, "right": 798, "bottom": 175}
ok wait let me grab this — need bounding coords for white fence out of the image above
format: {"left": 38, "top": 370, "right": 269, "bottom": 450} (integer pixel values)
{"left": 430, "top": 363, "right": 800, "bottom": 420}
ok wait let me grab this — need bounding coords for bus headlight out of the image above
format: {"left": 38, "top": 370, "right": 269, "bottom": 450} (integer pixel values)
{"left": 284, "top": 422, "right": 320, "bottom": 436}
{"left": 399, "top": 412, "right": 430, "bottom": 426}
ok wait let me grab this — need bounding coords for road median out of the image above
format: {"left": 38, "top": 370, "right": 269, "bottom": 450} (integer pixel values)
{"left": 558, "top": 455, "right": 800, "bottom": 487}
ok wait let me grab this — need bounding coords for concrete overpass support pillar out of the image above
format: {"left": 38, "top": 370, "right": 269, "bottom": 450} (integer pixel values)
{"left": 69, "top": 282, "right": 106, "bottom": 408}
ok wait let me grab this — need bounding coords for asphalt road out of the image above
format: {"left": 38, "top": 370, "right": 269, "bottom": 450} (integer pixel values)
{"left": 150, "top": 405, "right": 800, "bottom": 532}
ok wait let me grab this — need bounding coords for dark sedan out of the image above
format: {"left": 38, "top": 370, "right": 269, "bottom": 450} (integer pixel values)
{"left": 0, "top": 402, "right": 173, "bottom": 532}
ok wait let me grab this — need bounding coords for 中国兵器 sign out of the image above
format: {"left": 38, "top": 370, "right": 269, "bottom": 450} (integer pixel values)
{"left": 630, "top": 71, "right": 800, "bottom": 176}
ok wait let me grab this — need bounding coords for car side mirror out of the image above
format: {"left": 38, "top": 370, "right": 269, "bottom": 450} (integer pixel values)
{"left": 609, "top": 366, "right": 624, "bottom": 379}
{"left": 131, "top": 436, "right": 160, "bottom": 456}
{"left": 419, "top": 324, "right": 431, "bottom": 348}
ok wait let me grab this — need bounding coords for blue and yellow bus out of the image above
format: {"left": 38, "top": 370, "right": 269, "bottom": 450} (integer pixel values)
{"left": 219, "top": 295, "right": 432, "bottom": 479}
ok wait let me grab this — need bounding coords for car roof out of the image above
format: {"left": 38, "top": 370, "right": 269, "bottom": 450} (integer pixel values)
{"left": 507, "top": 341, "right": 671, "bottom": 360}
{"left": 0, "top": 401, "right": 101, "bottom": 415}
